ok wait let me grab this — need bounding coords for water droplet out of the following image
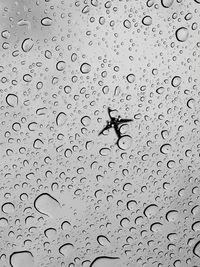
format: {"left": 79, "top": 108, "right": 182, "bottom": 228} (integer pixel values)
{"left": 192, "top": 221, "right": 200, "bottom": 231}
{"left": 150, "top": 222, "right": 163, "bottom": 232}
{"left": 123, "top": 19, "right": 131, "bottom": 29}
{"left": 81, "top": 116, "right": 91, "bottom": 126}
{"left": 44, "top": 228, "right": 57, "bottom": 239}
{"left": 56, "top": 112, "right": 67, "bottom": 126}
{"left": 97, "top": 235, "right": 110, "bottom": 247}
{"left": 142, "top": 16, "right": 152, "bottom": 26}
{"left": 144, "top": 204, "right": 158, "bottom": 218}
{"left": 160, "top": 143, "right": 171, "bottom": 154}
{"left": 6, "top": 94, "right": 18, "bottom": 107}
{"left": 80, "top": 63, "right": 91, "bottom": 74}
{"left": 64, "top": 148, "right": 72, "bottom": 158}
{"left": 21, "top": 38, "right": 34, "bottom": 52}
{"left": 171, "top": 76, "right": 182, "bottom": 87}
{"left": 175, "top": 27, "right": 189, "bottom": 42}
{"left": 33, "top": 138, "right": 44, "bottom": 149}
{"left": 1, "top": 30, "right": 10, "bottom": 39}
{"left": 127, "top": 200, "right": 137, "bottom": 211}
{"left": 126, "top": 74, "right": 135, "bottom": 83}
{"left": 193, "top": 241, "right": 200, "bottom": 258}
{"left": 56, "top": 61, "right": 66, "bottom": 71}
{"left": 41, "top": 17, "right": 52, "bottom": 26}
{"left": 166, "top": 210, "right": 178, "bottom": 222}
{"left": 187, "top": 98, "right": 195, "bottom": 109}
{"left": 90, "top": 256, "right": 120, "bottom": 267}
{"left": 99, "top": 147, "right": 110, "bottom": 156}
{"left": 10, "top": 251, "right": 34, "bottom": 267}
{"left": 161, "top": 0, "right": 174, "bottom": 8}
{"left": 59, "top": 243, "right": 74, "bottom": 257}
{"left": 0, "top": 217, "right": 8, "bottom": 227}
{"left": 120, "top": 217, "right": 130, "bottom": 227}
{"left": 2, "top": 202, "right": 15, "bottom": 214}
{"left": 34, "top": 193, "right": 61, "bottom": 217}
{"left": 117, "top": 135, "right": 132, "bottom": 150}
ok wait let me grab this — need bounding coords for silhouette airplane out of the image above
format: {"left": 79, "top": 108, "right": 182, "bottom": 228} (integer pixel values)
{"left": 98, "top": 107, "right": 133, "bottom": 139}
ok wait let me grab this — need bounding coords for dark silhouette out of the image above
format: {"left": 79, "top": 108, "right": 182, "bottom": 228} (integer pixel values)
{"left": 98, "top": 107, "right": 133, "bottom": 139}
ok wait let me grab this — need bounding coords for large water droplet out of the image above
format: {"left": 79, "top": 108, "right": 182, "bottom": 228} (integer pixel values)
{"left": 160, "top": 143, "right": 171, "bottom": 154}
{"left": 142, "top": 16, "right": 152, "bottom": 26}
{"left": 117, "top": 135, "right": 132, "bottom": 150}
{"left": 166, "top": 210, "right": 178, "bottom": 222}
{"left": 6, "top": 94, "right": 18, "bottom": 107}
{"left": 21, "top": 38, "right": 34, "bottom": 52}
{"left": 97, "top": 235, "right": 110, "bottom": 247}
{"left": 2, "top": 202, "right": 15, "bottom": 214}
{"left": 193, "top": 241, "right": 200, "bottom": 258}
{"left": 33, "top": 138, "right": 44, "bottom": 149}
{"left": 90, "top": 256, "right": 120, "bottom": 267}
{"left": 34, "top": 193, "right": 61, "bottom": 217}
{"left": 80, "top": 63, "right": 91, "bottom": 74}
{"left": 192, "top": 221, "right": 200, "bottom": 231}
{"left": 56, "top": 112, "right": 67, "bottom": 126}
{"left": 175, "top": 27, "right": 189, "bottom": 42}
{"left": 10, "top": 251, "right": 34, "bottom": 267}
{"left": 144, "top": 204, "right": 158, "bottom": 218}
{"left": 161, "top": 0, "right": 174, "bottom": 8}
{"left": 59, "top": 243, "right": 74, "bottom": 257}
{"left": 41, "top": 17, "right": 52, "bottom": 26}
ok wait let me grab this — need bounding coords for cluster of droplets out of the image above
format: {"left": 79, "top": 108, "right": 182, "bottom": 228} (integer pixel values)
{"left": 0, "top": 0, "right": 200, "bottom": 266}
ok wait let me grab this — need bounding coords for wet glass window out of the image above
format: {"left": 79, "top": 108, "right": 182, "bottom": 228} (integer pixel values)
{"left": 0, "top": 0, "right": 200, "bottom": 266}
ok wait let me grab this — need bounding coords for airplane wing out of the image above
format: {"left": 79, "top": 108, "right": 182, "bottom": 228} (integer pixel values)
{"left": 98, "top": 124, "right": 111, "bottom": 136}
{"left": 118, "top": 118, "right": 133, "bottom": 124}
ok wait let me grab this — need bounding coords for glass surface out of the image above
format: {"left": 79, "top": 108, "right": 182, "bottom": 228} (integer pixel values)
{"left": 0, "top": 0, "right": 200, "bottom": 266}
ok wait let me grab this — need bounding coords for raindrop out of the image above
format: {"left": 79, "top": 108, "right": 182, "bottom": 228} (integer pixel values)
{"left": 0, "top": 217, "right": 8, "bottom": 227}
{"left": 90, "top": 256, "right": 120, "bottom": 267}
{"left": 127, "top": 200, "right": 137, "bottom": 211}
{"left": 41, "top": 17, "right": 52, "bottom": 26}
{"left": 56, "top": 61, "right": 66, "bottom": 71}
{"left": 56, "top": 112, "right": 67, "bottom": 126}
{"left": 80, "top": 63, "right": 91, "bottom": 74}
{"left": 160, "top": 143, "right": 171, "bottom": 154}
{"left": 99, "top": 148, "right": 110, "bottom": 156}
{"left": 10, "top": 251, "right": 34, "bottom": 267}
{"left": 166, "top": 210, "right": 178, "bottom": 222}
{"left": 187, "top": 98, "right": 195, "bottom": 109}
{"left": 192, "top": 221, "right": 200, "bottom": 231}
{"left": 150, "top": 222, "right": 163, "bottom": 232}
{"left": 175, "top": 27, "right": 189, "bottom": 42}
{"left": 144, "top": 204, "right": 158, "bottom": 218}
{"left": 1, "top": 30, "right": 10, "bottom": 39}
{"left": 97, "top": 235, "right": 110, "bottom": 246}
{"left": 120, "top": 217, "right": 130, "bottom": 228}
{"left": 81, "top": 116, "right": 91, "bottom": 126}
{"left": 44, "top": 228, "right": 57, "bottom": 239}
{"left": 123, "top": 19, "right": 131, "bottom": 29}
{"left": 171, "top": 76, "right": 181, "bottom": 87}
{"left": 34, "top": 193, "right": 61, "bottom": 217}
{"left": 161, "top": 0, "right": 174, "bottom": 8}
{"left": 59, "top": 243, "right": 74, "bottom": 257}
{"left": 117, "top": 135, "right": 132, "bottom": 150}
{"left": 142, "top": 16, "right": 152, "bottom": 26}
{"left": 2, "top": 202, "right": 15, "bottom": 214}
{"left": 126, "top": 74, "right": 135, "bottom": 83}
{"left": 21, "top": 38, "right": 34, "bottom": 52}
{"left": 33, "top": 139, "right": 44, "bottom": 149}
{"left": 64, "top": 148, "right": 72, "bottom": 158}
{"left": 193, "top": 241, "right": 200, "bottom": 258}
{"left": 64, "top": 85, "right": 72, "bottom": 94}
{"left": 6, "top": 94, "right": 18, "bottom": 107}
